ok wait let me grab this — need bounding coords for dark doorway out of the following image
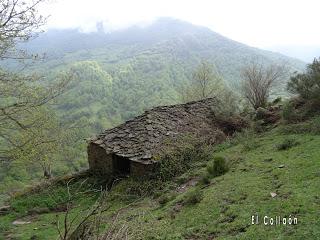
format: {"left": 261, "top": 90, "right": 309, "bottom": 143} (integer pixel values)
{"left": 112, "top": 154, "right": 130, "bottom": 175}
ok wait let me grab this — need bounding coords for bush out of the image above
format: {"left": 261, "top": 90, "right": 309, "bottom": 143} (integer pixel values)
{"left": 215, "top": 115, "right": 248, "bottom": 136}
{"left": 281, "top": 97, "right": 320, "bottom": 123}
{"left": 279, "top": 123, "right": 309, "bottom": 135}
{"left": 255, "top": 107, "right": 270, "bottom": 120}
{"left": 276, "top": 138, "right": 300, "bottom": 151}
{"left": 158, "top": 193, "right": 177, "bottom": 206}
{"left": 206, "top": 156, "right": 229, "bottom": 177}
{"left": 279, "top": 116, "right": 320, "bottom": 135}
{"left": 272, "top": 97, "right": 282, "bottom": 105}
{"left": 199, "top": 173, "right": 211, "bottom": 185}
{"left": 252, "top": 119, "right": 266, "bottom": 133}
{"left": 308, "top": 117, "right": 320, "bottom": 134}
{"left": 155, "top": 136, "right": 212, "bottom": 181}
{"left": 282, "top": 101, "right": 301, "bottom": 123}
{"left": 183, "top": 188, "right": 203, "bottom": 205}
{"left": 121, "top": 178, "right": 163, "bottom": 198}
{"left": 288, "top": 58, "right": 320, "bottom": 101}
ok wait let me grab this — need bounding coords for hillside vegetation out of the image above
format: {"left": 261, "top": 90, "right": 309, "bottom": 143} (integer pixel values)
{"left": 1, "top": 2, "right": 318, "bottom": 239}
{"left": 0, "top": 18, "right": 307, "bottom": 199}
{"left": 1, "top": 115, "right": 319, "bottom": 239}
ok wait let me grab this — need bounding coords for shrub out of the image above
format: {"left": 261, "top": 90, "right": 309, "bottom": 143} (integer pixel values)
{"left": 279, "top": 123, "right": 309, "bottom": 135}
{"left": 183, "top": 188, "right": 203, "bottom": 205}
{"left": 199, "top": 173, "right": 211, "bottom": 185}
{"left": 272, "top": 97, "right": 282, "bottom": 105}
{"left": 212, "top": 139, "right": 233, "bottom": 152}
{"left": 122, "top": 178, "right": 163, "bottom": 198}
{"left": 276, "top": 138, "right": 300, "bottom": 151}
{"left": 241, "top": 61, "right": 286, "bottom": 109}
{"left": 252, "top": 119, "right": 267, "bottom": 133}
{"left": 155, "top": 136, "right": 212, "bottom": 182}
{"left": 215, "top": 115, "right": 248, "bottom": 136}
{"left": 279, "top": 116, "right": 320, "bottom": 135}
{"left": 206, "top": 156, "right": 229, "bottom": 177}
{"left": 255, "top": 107, "right": 270, "bottom": 120}
{"left": 281, "top": 97, "right": 320, "bottom": 123}
{"left": 282, "top": 101, "right": 300, "bottom": 123}
{"left": 288, "top": 58, "right": 320, "bottom": 101}
{"left": 158, "top": 194, "right": 170, "bottom": 205}
{"left": 158, "top": 193, "right": 177, "bottom": 206}
{"left": 309, "top": 117, "right": 320, "bottom": 134}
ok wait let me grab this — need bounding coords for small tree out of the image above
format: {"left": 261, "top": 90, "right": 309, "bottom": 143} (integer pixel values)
{"left": 0, "top": 0, "right": 46, "bottom": 59}
{"left": 241, "top": 61, "right": 286, "bottom": 109}
{"left": 0, "top": 70, "right": 72, "bottom": 163}
{"left": 0, "top": 0, "right": 73, "bottom": 172}
{"left": 180, "top": 60, "right": 224, "bottom": 102}
{"left": 287, "top": 57, "right": 320, "bottom": 100}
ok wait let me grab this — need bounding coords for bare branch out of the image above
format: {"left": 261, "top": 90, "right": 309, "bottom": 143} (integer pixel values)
{"left": 241, "top": 61, "right": 287, "bottom": 109}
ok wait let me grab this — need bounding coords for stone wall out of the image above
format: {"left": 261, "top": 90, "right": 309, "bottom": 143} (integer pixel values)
{"left": 87, "top": 143, "right": 113, "bottom": 175}
{"left": 130, "top": 161, "right": 155, "bottom": 177}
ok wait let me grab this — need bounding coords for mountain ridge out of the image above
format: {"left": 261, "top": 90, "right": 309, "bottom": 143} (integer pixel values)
{"left": 25, "top": 18, "right": 305, "bottom": 71}
{"left": 13, "top": 17, "right": 307, "bottom": 131}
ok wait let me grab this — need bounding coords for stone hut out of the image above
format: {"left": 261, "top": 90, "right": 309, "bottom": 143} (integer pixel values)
{"left": 87, "top": 98, "right": 225, "bottom": 177}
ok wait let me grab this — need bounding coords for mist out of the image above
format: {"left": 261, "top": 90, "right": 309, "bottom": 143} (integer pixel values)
{"left": 38, "top": 0, "right": 320, "bottom": 61}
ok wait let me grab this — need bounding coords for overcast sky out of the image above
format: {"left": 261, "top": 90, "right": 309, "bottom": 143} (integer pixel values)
{"left": 41, "top": 0, "right": 320, "bottom": 61}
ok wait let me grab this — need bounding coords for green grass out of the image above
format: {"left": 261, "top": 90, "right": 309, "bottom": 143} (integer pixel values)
{"left": 1, "top": 123, "right": 320, "bottom": 239}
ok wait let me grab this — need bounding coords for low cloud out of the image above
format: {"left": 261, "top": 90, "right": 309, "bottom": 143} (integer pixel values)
{"left": 40, "top": 0, "right": 320, "bottom": 48}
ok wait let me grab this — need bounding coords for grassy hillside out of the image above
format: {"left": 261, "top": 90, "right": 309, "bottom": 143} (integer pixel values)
{"left": 0, "top": 18, "right": 308, "bottom": 192}
{"left": 1, "top": 116, "right": 319, "bottom": 239}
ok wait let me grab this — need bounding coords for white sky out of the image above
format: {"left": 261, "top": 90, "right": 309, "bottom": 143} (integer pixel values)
{"left": 41, "top": 0, "right": 320, "bottom": 50}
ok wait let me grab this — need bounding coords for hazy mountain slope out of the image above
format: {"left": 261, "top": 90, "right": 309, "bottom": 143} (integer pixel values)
{"left": 11, "top": 18, "right": 304, "bottom": 128}
{"left": 268, "top": 45, "right": 320, "bottom": 62}
{"left": 10, "top": 17, "right": 306, "bottom": 135}
{"left": 25, "top": 17, "right": 305, "bottom": 85}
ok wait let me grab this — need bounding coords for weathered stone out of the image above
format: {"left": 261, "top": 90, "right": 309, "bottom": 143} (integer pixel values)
{"left": 94, "top": 139, "right": 103, "bottom": 145}
{"left": 13, "top": 220, "right": 31, "bottom": 225}
{"left": 87, "top": 98, "right": 225, "bottom": 176}
{"left": 146, "top": 125, "right": 153, "bottom": 131}
{"left": 270, "top": 192, "right": 277, "bottom": 198}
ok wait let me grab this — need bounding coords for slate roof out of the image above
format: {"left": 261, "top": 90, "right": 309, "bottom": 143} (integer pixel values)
{"left": 89, "top": 98, "right": 220, "bottom": 164}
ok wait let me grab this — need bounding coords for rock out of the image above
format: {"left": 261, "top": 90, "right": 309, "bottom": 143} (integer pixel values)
{"left": 0, "top": 205, "right": 10, "bottom": 215}
{"left": 270, "top": 192, "right": 277, "bottom": 198}
{"left": 27, "top": 207, "right": 50, "bottom": 215}
{"left": 94, "top": 139, "right": 103, "bottom": 145}
{"left": 142, "top": 153, "right": 152, "bottom": 159}
{"left": 146, "top": 125, "right": 153, "bottom": 131}
{"left": 12, "top": 220, "right": 31, "bottom": 225}
{"left": 278, "top": 164, "right": 285, "bottom": 168}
